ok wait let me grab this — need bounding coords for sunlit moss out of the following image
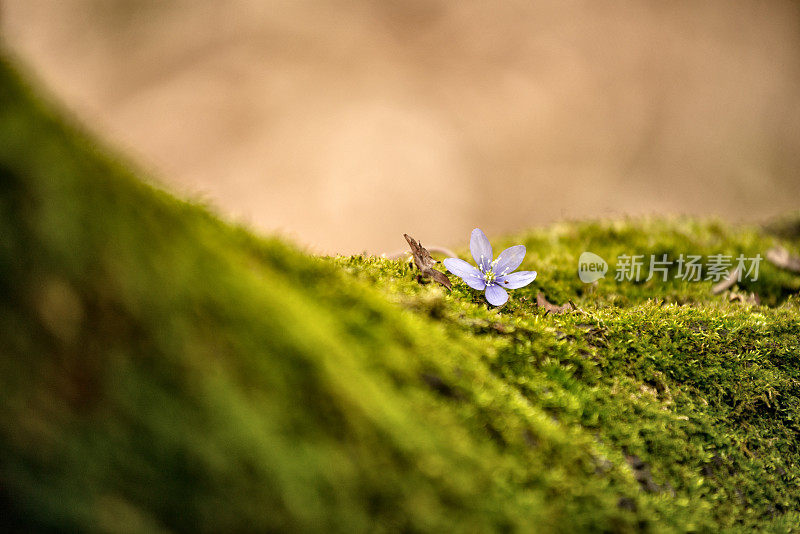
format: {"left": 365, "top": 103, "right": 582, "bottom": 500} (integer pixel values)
{"left": 2, "top": 53, "right": 800, "bottom": 532}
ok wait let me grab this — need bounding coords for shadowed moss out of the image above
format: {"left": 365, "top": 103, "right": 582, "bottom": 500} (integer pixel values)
{"left": 1, "top": 52, "right": 800, "bottom": 532}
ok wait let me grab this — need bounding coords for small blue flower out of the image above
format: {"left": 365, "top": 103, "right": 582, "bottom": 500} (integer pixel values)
{"left": 443, "top": 228, "right": 537, "bottom": 306}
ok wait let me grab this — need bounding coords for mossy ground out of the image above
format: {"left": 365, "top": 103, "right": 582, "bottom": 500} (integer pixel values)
{"left": 2, "top": 52, "right": 800, "bottom": 532}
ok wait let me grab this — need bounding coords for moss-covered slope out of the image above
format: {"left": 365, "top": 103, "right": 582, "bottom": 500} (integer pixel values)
{"left": 1, "top": 54, "right": 800, "bottom": 533}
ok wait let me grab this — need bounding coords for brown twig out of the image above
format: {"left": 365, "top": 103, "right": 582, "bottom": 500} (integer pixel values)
{"left": 766, "top": 246, "right": 800, "bottom": 273}
{"left": 711, "top": 268, "right": 740, "bottom": 295}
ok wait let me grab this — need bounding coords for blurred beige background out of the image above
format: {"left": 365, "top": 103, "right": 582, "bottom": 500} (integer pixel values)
{"left": 2, "top": 1, "right": 799, "bottom": 254}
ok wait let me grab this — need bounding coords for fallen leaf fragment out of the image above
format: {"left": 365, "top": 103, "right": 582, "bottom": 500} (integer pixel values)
{"left": 536, "top": 292, "right": 574, "bottom": 314}
{"left": 386, "top": 244, "right": 457, "bottom": 260}
{"left": 403, "top": 233, "right": 452, "bottom": 289}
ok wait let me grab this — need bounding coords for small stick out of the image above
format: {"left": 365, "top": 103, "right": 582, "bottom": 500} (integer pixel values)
{"left": 766, "top": 246, "right": 800, "bottom": 273}
{"left": 711, "top": 268, "right": 740, "bottom": 295}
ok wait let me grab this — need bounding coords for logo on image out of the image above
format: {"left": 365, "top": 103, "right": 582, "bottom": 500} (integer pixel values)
{"left": 578, "top": 252, "right": 608, "bottom": 283}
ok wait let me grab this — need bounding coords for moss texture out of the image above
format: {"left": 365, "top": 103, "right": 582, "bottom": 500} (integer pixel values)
{"left": 1, "top": 53, "right": 800, "bottom": 533}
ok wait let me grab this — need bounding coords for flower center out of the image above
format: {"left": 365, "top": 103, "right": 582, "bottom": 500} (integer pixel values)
{"left": 484, "top": 270, "right": 496, "bottom": 284}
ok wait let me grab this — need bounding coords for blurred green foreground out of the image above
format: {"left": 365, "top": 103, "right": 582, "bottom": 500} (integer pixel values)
{"left": 2, "top": 54, "right": 800, "bottom": 533}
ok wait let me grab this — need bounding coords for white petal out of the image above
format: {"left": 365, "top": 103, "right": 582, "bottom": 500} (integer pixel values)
{"left": 496, "top": 271, "right": 537, "bottom": 289}
{"left": 492, "top": 245, "right": 526, "bottom": 276}
{"left": 470, "top": 228, "right": 493, "bottom": 272}
{"left": 485, "top": 285, "right": 508, "bottom": 306}
{"left": 443, "top": 258, "right": 486, "bottom": 290}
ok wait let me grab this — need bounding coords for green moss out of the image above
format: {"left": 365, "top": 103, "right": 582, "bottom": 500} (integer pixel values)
{"left": 1, "top": 52, "right": 800, "bottom": 532}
